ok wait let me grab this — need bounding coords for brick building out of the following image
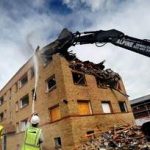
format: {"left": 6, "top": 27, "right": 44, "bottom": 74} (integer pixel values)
{"left": 0, "top": 52, "right": 134, "bottom": 150}
{"left": 130, "top": 94, "right": 150, "bottom": 126}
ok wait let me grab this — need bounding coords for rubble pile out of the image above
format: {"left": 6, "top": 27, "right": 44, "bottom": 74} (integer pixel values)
{"left": 68, "top": 52, "right": 121, "bottom": 89}
{"left": 76, "top": 125, "right": 150, "bottom": 150}
{"left": 40, "top": 47, "right": 124, "bottom": 94}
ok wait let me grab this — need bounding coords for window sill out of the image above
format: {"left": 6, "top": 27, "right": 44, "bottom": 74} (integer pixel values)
{"left": 20, "top": 104, "right": 29, "bottom": 110}
{"left": 74, "top": 83, "right": 87, "bottom": 87}
{"left": 55, "top": 146, "right": 62, "bottom": 149}
{"left": 46, "top": 85, "right": 56, "bottom": 93}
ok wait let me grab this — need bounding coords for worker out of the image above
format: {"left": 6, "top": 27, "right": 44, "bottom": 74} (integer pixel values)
{"left": 21, "top": 114, "right": 43, "bottom": 150}
{"left": 0, "top": 125, "right": 4, "bottom": 150}
{"left": 0, "top": 125, "right": 3, "bottom": 139}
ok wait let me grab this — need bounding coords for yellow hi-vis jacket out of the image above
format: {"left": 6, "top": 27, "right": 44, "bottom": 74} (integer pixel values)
{"left": 21, "top": 126, "right": 42, "bottom": 150}
{"left": 0, "top": 125, "right": 3, "bottom": 140}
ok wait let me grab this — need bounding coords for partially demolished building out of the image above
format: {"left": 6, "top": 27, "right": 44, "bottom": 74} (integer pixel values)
{"left": 0, "top": 47, "right": 135, "bottom": 149}
{"left": 130, "top": 94, "right": 150, "bottom": 126}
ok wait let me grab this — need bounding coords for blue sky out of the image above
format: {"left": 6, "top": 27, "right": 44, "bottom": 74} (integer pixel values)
{"left": 0, "top": 0, "right": 150, "bottom": 99}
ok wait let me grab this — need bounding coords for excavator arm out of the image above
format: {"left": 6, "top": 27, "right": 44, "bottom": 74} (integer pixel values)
{"left": 41, "top": 28, "right": 150, "bottom": 59}
{"left": 111, "top": 35, "right": 150, "bottom": 57}
{"left": 64, "top": 28, "right": 150, "bottom": 57}
{"left": 39, "top": 28, "right": 150, "bottom": 97}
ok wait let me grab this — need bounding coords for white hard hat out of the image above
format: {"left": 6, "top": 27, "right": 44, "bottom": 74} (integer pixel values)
{"left": 31, "top": 115, "right": 40, "bottom": 124}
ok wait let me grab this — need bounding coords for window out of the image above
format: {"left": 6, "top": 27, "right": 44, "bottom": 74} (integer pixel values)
{"left": 87, "top": 130, "right": 94, "bottom": 135}
{"left": 0, "top": 97, "right": 4, "bottom": 105}
{"left": 10, "top": 111, "right": 12, "bottom": 120}
{"left": 30, "top": 67, "right": 35, "bottom": 78}
{"left": 86, "top": 130, "right": 95, "bottom": 138}
{"left": 77, "top": 100, "right": 92, "bottom": 115}
{"left": 20, "top": 119, "right": 28, "bottom": 131}
{"left": 32, "top": 89, "right": 36, "bottom": 101}
{"left": 50, "top": 105, "right": 61, "bottom": 122}
{"left": 0, "top": 113, "right": 4, "bottom": 122}
{"left": 19, "top": 74, "right": 28, "bottom": 88}
{"left": 72, "top": 72, "right": 86, "bottom": 86}
{"left": 15, "top": 83, "right": 18, "bottom": 93}
{"left": 54, "top": 137, "right": 62, "bottom": 148}
{"left": 119, "top": 101, "right": 127, "bottom": 112}
{"left": 16, "top": 101, "right": 19, "bottom": 111}
{"left": 9, "top": 88, "right": 12, "bottom": 100}
{"left": 95, "top": 77, "right": 101, "bottom": 87}
{"left": 4, "top": 110, "right": 7, "bottom": 119}
{"left": 3, "top": 94, "right": 6, "bottom": 102}
{"left": 16, "top": 144, "right": 20, "bottom": 150}
{"left": 20, "top": 95, "right": 29, "bottom": 108}
{"left": 46, "top": 75, "right": 56, "bottom": 92}
{"left": 101, "top": 101, "right": 112, "bottom": 113}
{"left": 16, "top": 122, "right": 19, "bottom": 133}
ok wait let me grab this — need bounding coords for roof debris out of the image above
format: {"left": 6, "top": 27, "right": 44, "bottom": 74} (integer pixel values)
{"left": 65, "top": 51, "right": 127, "bottom": 96}
{"left": 39, "top": 43, "right": 127, "bottom": 96}
{"left": 69, "top": 56, "right": 120, "bottom": 89}
{"left": 75, "top": 125, "right": 150, "bottom": 150}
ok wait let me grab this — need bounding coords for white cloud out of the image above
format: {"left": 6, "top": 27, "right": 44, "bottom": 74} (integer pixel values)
{"left": 0, "top": 0, "right": 63, "bottom": 88}
{"left": 63, "top": 0, "right": 120, "bottom": 12}
{"left": 65, "top": 0, "right": 150, "bottom": 99}
{"left": 0, "top": 0, "right": 150, "bottom": 100}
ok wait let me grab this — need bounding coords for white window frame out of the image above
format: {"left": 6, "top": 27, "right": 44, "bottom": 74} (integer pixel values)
{"left": 101, "top": 101, "right": 112, "bottom": 113}
{"left": 20, "top": 119, "right": 28, "bottom": 131}
{"left": 20, "top": 95, "right": 29, "bottom": 109}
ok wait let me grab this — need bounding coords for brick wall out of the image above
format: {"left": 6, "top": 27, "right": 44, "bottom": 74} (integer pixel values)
{"left": 0, "top": 54, "right": 135, "bottom": 150}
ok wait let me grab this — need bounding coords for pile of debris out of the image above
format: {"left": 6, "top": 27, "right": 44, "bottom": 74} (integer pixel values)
{"left": 76, "top": 125, "right": 150, "bottom": 150}
{"left": 69, "top": 58, "right": 120, "bottom": 89}
{"left": 40, "top": 45, "right": 127, "bottom": 96}
{"left": 66, "top": 51, "right": 122, "bottom": 88}
{"left": 67, "top": 52, "right": 128, "bottom": 97}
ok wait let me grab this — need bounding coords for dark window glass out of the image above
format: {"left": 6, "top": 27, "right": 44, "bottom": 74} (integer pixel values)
{"left": 47, "top": 75, "right": 56, "bottom": 92}
{"left": 19, "top": 74, "right": 28, "bottom": 88}
{"left": 32, "top": 89, "right": 36, "bottom": 101}
{"left": 54, "top": 137, "right": 61, "bottom": 148}
{"left": 20, "top": 95, "right": 29, "bottom": 108}
{"left": 31, "top": 67, "right": 35, "bottom": 78}
{"left": 72, "top": 72, "right": 86, "bottom": 86}
{"left": 119, "top": 101, "right": 127, "bottom": 112}
{"left": 0, "top": 113, "right": 4, "bottom": 122}
{"left": 0, "top": 97, "right": 4, "bottom": 105}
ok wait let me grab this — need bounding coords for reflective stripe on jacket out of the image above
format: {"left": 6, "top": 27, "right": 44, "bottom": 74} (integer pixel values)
{"left": 0, "top": 125, "right": 3, "bottom": 140}
{"left": 21, "top": 126, "right": 41, "bottom": 150}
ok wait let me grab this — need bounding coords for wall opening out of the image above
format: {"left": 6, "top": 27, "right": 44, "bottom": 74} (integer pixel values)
{"left": 30, "top": 67, "right": 35, "bottom": 78}
{"left": 0, "top": 97, "right": 4, "bottom": 105}
{"left": 54, "top": 137, "right": 62, "bottom": 149}
{"left": 20, "top": 94, "right": 29, "bottom": 108}
{"left": 119, "top": 101, "right": 127, "bottom": 112}
{"left": 77, "top": 100, "right": 92, "bottom": 115}
{"left": 72, "top": 72, "right": 86, "bottom": 86}
{"left": 101, "top": 101, "right": 112, "bottom": 113}
{"left": 0, "top": 112, "right": 4, "bottom": 122}
{"left": 19, "top": 73, "right": 28, "bottom": 88}
{"left": 32, "top": 89, "right": 36, "bottom": 101}
{"left": 50, "top": 105, "right": 61, "bottom": 122}
{"left": 46, "top": 75, "right": 56, "bottom": 92}
{"left": 20, "top": 119, "right": 28, "bottom": 131}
